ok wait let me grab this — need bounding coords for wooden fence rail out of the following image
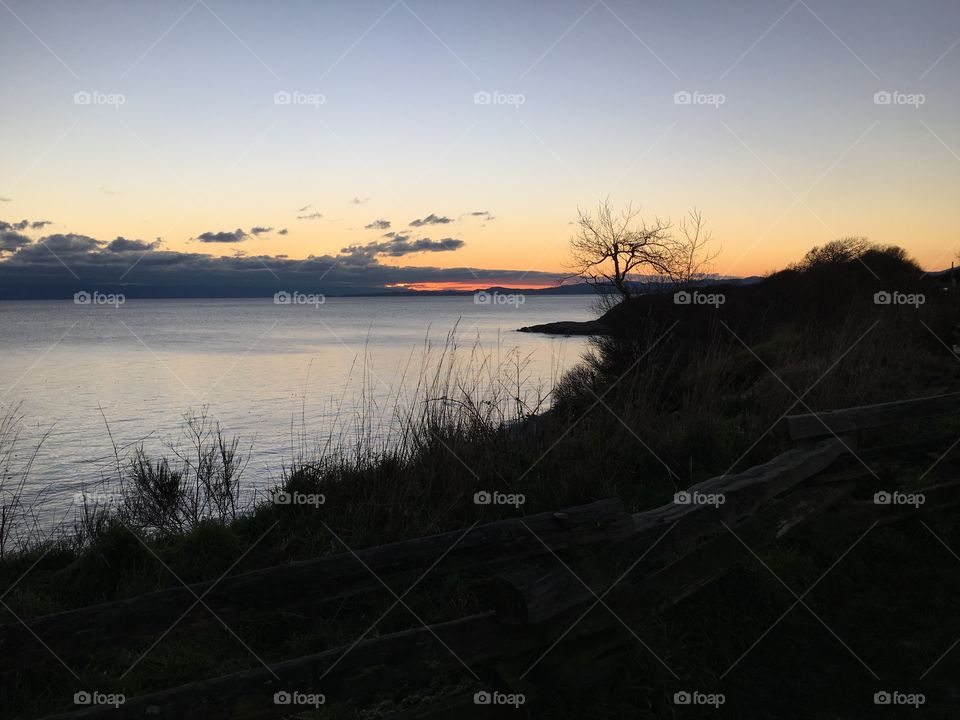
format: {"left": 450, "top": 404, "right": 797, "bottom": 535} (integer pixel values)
{"left": 784, "top": 390, "right": 960, "bottom": 440}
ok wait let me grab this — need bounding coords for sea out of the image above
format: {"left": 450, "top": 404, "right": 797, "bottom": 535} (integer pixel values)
{"left": 0, "top": 296, "right": 594, "bottom": 531}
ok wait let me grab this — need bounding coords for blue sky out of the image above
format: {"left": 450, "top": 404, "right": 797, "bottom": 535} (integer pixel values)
{"left": 2, "top": 0, "right": 959, "bottom": 295}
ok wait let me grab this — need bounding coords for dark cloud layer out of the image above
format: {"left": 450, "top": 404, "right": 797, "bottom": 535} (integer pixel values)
{"left": 106, "top": 237, "right": 159, "bottom": 252}
{"left": 250, "top": 226, "right": 273, "bottom": 235}
{"left": 0, "top": 231, "right": 30, "bottom": 252}
{"left": 409, "top": 213, "right": 451, "bottom": 227}
{"left": 0, "top": 225, "right": 562, "bottom": 298}
{"left": 364, "top": 219, "right": 391, "bottom": 230}
{"left": 342, "top": 236, "right": 464, "bottom": 259}
{"left": 297, "top": 212, "right": 323, "bottom": 220}
{"left": 194, "top": 228, "right": 248, "bottom": 243}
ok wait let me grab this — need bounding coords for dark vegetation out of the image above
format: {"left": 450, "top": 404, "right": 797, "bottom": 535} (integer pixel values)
{"left": 3, "top": 239, "right": 960, "bottom": 718}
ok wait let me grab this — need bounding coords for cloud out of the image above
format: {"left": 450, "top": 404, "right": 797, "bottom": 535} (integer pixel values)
{"left": 409, "top": 213, "right": 452, "bottom": 227}
{"left": 277, "top": 228, "right": 289, "bottom": 235}
{"left": 343, "top": 235, "right": 464, "bottom": 258}
{"left": 365, "top": 219, "right": 391, "bottom": 230}
{"left": 0, "top": 197, "right": 11, "bottom": 202}
{"left": 106, "top": 237, "right": 159, "bottom": 252}
{"left": 350, "top": 196, "right": 368, "bottom": 204}
{"left": 250, "top": 226, "right": 273, "bottom": 235}
{"left": 0, "top": 227, "right": 562, "bottom": 298}
{"left": 297, "top": 212, "right": 323, "bottom": 220}
{"left": 194, "top": 228, "right": 248, "bottom": 243}
{"left": 0, "top": 219, "right": 52, "bottom": 232}
{"left": 0, "top": 231, "right": 29, "bottom": 253}
{"left": 98, "top": 186, "right": 118, "bottom": 196}
{"left": 13, "top": 233, "right": 102, "bottom": 260}
{"left": 298, "top": 204, "right": 312, "bottom": 212}
{"left": 467, "top": 210, "right": 495, "bottom": 222}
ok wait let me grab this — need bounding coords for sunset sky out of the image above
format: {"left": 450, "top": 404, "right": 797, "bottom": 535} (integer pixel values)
{"left": 2, "top": 0, "right": 960, "bottom": 295}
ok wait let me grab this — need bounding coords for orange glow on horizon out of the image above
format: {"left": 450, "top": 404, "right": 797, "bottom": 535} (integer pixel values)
{"left": 386, "top": 280, "right": 562, "bottom": 292}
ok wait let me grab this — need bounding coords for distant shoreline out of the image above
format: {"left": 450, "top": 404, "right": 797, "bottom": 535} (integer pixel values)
{"left": 0, "top": 286, "right": 601, "bottom": 301}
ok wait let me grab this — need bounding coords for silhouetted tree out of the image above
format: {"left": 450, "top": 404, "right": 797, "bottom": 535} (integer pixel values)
{"left": 567, "top": 199, "right": 719, "bottom": 300}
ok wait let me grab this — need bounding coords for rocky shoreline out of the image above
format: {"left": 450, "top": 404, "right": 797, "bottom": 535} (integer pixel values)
{"left": 517, "top": 319, "right": 611, "bottom": 335}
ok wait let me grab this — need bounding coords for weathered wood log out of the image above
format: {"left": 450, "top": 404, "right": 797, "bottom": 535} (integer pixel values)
{"left": 491, "top": 482, "right": 856, "bottom": 700}
{"left": 0, "top": 499, "right": 632, "bottom": 671}
{"left": 490, "top": 439, "right": 850, "bottom": 626}
{"left": 532, "top": 484, "right": 852, "bottom": 643}
{"left": 621, "top": 436, "right": 851, "bottom": 563}
{"left": 489, "top": 558, "right": 611, "bottom": 625}
{"left": 497, "top": 483, "right": 851, "bottom": 629}
{"left": 784, "top": 391, "right": 960, "bottom": 440}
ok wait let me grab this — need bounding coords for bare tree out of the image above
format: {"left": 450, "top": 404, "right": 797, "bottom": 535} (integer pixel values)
{"left": 671, "top": 208, "right": 721, "bottom": 285}
{"left": 567, "top": 200, "right": 719, "bottom": 300}
{"left": 568, "top": 200, "right": 673, "bottom": 301}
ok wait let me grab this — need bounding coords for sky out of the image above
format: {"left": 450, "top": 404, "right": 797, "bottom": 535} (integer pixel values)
{"left": 1, "top": 0, "right": 959, "bottom": 296}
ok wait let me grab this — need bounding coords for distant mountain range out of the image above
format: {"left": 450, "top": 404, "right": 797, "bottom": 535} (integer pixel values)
{"left": 355, "top": 277, "right": 767, "bottom": 298}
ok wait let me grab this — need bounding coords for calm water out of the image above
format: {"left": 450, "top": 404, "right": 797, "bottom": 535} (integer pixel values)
{"left": 0, "top": 296, "right": 594, "bottom": 527}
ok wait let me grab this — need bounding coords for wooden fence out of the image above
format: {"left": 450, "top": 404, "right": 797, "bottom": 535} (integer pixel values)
{"left": 4, "top": 391, "right": 960, "bottom": 719}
